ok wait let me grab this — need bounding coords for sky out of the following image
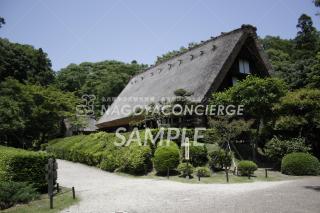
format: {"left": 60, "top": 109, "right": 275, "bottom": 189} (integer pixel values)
{"left": 0, "top": 0, "right": 319, "bottom": 71}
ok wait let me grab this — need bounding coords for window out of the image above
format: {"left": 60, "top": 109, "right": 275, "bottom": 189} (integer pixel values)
{"left": 239, "top": 59, "right": 250, "bottom": 74}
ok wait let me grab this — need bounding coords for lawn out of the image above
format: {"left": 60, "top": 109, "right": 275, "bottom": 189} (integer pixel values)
{"left": 2, "top": 187, "right": 78, "bottom": 213}
{"left": 116, "top": 168, "right": 297, "bottom": 184}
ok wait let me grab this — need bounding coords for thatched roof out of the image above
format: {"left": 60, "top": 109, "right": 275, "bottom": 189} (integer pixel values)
{"left": 96, "top": 25, "right": 272, "bottom": 129}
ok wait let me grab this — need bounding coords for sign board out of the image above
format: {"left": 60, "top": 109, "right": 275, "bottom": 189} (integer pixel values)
{"left": 185, "top": 138, "right": 190, "bottom": 160}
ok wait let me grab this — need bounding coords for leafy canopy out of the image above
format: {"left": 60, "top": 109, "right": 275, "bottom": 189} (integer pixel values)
{"left": 0, "top": 38, "right": 54, "bottom": 86}
{"left": 0, "top": 78, "right": 79, "bottom": 148}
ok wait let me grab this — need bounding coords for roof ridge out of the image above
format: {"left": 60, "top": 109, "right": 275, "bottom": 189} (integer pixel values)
{"left": 130, "top": 24, "right": 257, "bottom": 79}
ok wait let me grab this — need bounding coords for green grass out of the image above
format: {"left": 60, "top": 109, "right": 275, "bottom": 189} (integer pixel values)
{"left": 2, "top": 187, "right": 79, "bottom": 213}
{"left": 116, "top": 168, "right": 298, "bottom": 184}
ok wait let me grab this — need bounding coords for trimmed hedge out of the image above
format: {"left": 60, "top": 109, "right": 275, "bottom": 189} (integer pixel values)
{"left": 237, "top": 160, "right": 258, "bottom": 176}
{"left": 281, "top": 152, "right": 320, "bottom": 176}
{"left": 0, "top": 146, "right": 49, "bottom": 191}
{"left": 153, "top": 141, "right": 180, "bottom": 174}
{"left": 47, "top": 132, "right": 153, "bottom": 175}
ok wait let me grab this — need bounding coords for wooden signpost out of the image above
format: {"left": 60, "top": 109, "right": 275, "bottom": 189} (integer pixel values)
{"left": 185, "top": 138, "right": 190, "bottom": 179}
{"left": 45, "top": 158, "right": 58, "bottom": 209}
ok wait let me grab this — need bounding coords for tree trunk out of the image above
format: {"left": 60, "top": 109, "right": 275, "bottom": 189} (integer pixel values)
{"left": 253, "top": 117, "right": 264, "bottom": 162}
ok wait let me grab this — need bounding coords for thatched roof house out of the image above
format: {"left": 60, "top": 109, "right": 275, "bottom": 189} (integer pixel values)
{"left": 97, "top": 25, "right": 272, "bottom": 130}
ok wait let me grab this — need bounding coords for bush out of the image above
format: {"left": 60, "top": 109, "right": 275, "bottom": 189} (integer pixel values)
{"left": 122, "top": 143, "right": 152, "bottom": 175}
{"left": 153, "top": 142, "right": 180, "bottom": 174}
{"left": 0, "top": 181, "right": 39, "bottom": 210}
{"left": 265, "top": 137, "right": 310, "bottom": 164}
{"left": 181, "top": 141, "right": 208, "bottom": 167}
{"left": 196, "top": 167, "right": 211, "bottom": 177}
{"left": 209, "top": 147, "right": 232, "bottom": 171}
{"left": 156, "top": 140, "right": 179, "bottom": 148}
{"left": 177, "top": 163, "right": 194, "bottom": 177}
{"left": 99, "top": 150, "right": 124, "bottom": 172}
{"left": 0, "top": 146, "right": 49, "bottom": 191}
{"left": 237, "top": 160, "right": 258, "bottom": 176}
{"left": 47, "top": 132, "right": 153, "bottom": 175}
{"left": 281, "top": 152, "right": 320, "bottom": 176}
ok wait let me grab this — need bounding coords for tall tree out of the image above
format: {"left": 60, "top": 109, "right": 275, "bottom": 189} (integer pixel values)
{"left": 0, "top": 17, "right": 5, "bottom": 28}
{"left": 210, "top": 76, "right": 287, "bottom": 160}
{"left": 0, "top": 38, "right": 55, "bottom": 86}
{"left": 56, "top": 60, "right": 147, "bottom": 117}
{"left": 273, "top": 88, "right": 320, "bottom": 157}
{"left": 0, "top": 78, "right": 79, "bottom": 149}
{"left": 295, "top": 14, "right": 318, "bottom": 56}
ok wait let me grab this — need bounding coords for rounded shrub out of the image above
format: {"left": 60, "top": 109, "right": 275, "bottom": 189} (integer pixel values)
{"left": 237, "top": 160, "right": 258, "bottom": 176}
{"left": 209, "top": 147, "right": 232, "bottom": 171}
{"left": 153, "top": 142, "right": 180, "bottom": 174}
{"left": 123, "top": 143, "right": 152, "bottom": 175}
{"left": 281, "top": 152, "right": 320, "bottom": 176}
{"left": 177, "top": 163, "right": 194, "bottom": 177}
{"left": 181, "top": 141, "right": 208, "bottom": 167}
{"left": 196, "top": 167, "right": 211, "bottom": 177}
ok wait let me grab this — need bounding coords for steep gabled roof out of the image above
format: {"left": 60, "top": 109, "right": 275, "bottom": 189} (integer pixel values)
{"left": 96, "top": 25, "right": 272, "bottom": 128}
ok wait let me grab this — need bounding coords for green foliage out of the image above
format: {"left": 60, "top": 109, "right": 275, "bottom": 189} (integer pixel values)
{"left": 261, "top": 15, "right": 320, "bottom": 89}
{"left": 265, "top": 137, "right": 310, "bottom": 164}
{"left": 0, "top": 146, "right": 49, "bottom": 191}
{"left": 195, "top": 167, "right": 211, "bottom": 177}
{"left": 208, "top": 118, "right": 253, "bottom": 145}
{"left": 55, "top": 60, "right": 147, "bottom": 116}
{"left": 122, "top": 143, "right": 152, "bottom": 175}
{"left": 181, "top": 141, "right": 208, "bottom": 167}
{"left": 0, "top": 78, "right": 78, "bottom": 148}
{"left": 0, "top": 181, "right": 39, "bottom": 210}
{"left": 47, "top": 132, "right": 153, "bottom": 175}
{"left": 157, "top": 140, "right": 179, "bottom": 148}
{"left": 0, "top": 38, "right": 54, "bottom": 86}
{"left": 0, "top": 17, "right": 5, "bottom": 28}
{"left": 209, "top": 146, "right": 232, "bottom": 171}
{"left": 177, "top": 162, "right": 194, "bottom": 177}
{"left": 153, "top": 142, "right": 180, "bottom": 174}
{"left": 281, "top": 152, "right": 320, "bottom": 176}
{"left": 261, "top": 36, "right": 295, "bottom": 55}
{"left": 295, "top": 14, "right": 318, "bottom": 55}
{"left": 237, "top": 160, "right": 258, "bottom": 176}
{"left": 273, "top": 88, "right": 320, "bottom": 157}
{"left": 211, "top": 76, "right": 287, "bottom": 120}
{"left": 210, "top": 76, "right": 287, "bottom": 160}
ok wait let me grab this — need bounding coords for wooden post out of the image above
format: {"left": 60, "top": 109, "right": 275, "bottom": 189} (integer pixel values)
{"left": 198, "top": 175, "right": 200, "bottom": 181}
{"left": 265, "top": 168, "right": 268, "bottom": 178}
{"left": 186, "top": 161, "right": 190, "bottom": 179}
{"left": 248, "top": 174, "right": 251, "bottom": 179}
{"left": 50, "top": 195, "right": 53, "bottom": 209}
{"left": 225, "top": 168, "right": 229, "bottom": 183}
{"left": 57, "top": 183, "right": 60, "bottom": 193}
{"left": 72, "top": 187, "right": 75, "bottom": 199}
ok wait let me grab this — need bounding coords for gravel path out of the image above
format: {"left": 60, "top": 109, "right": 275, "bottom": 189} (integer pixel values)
{"left": 58, "top": 160, "right": 320, "bottom": 213}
